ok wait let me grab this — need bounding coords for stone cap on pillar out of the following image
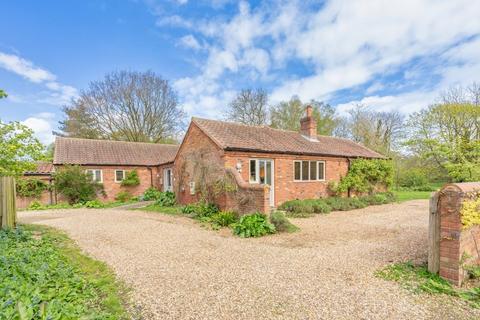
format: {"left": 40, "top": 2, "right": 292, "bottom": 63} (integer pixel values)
{"left": 440, "top": 182, "right": 480, "bottom": 194}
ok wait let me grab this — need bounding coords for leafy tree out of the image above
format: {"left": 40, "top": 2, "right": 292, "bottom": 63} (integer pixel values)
{"left": 0, "top": 121, "right": 45, "bottom": 176}
{"left": 54, "top": 165, "right": 103, "bottom": 204}
{"left": 270, "top": 96, "right": 338, "bottom": 135}
{"left": 59, "top": 70, "right": 185, "bottom": 143}
{"left": 120, "top": 170, "right": 140, "bottom": 187}
{"left": 406, "top": 101, "right": 480, "bottom": 182}
{"left": 0, "top": 89, "right": 6, "bottom": 99}
{"left": 226, "top": 88, "right": 268, "bottom": 125}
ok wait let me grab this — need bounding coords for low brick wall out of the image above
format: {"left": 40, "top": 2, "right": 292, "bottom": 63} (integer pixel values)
{"left": 430, "top": 182, "right": 480, "bottom": 285}
{"left": 224, "top": 167, "right": 269, "bottom": 215}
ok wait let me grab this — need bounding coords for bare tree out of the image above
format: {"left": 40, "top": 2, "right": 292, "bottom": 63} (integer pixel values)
{"left": 337, "top": 104, "right": 404, "bottom": 155}
{"left": 226, "top": 88, "right": 268, "bottom": 125}
{"left": 59, "top": 70, "right": 184, "bottom": 143}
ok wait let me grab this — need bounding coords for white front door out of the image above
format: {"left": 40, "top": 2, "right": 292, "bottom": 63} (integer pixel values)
{"left": 251, "top": 159, "right": 274, "bottom": 207}
{"left": 163, "top": 168, "right": 173, "bottom": 192}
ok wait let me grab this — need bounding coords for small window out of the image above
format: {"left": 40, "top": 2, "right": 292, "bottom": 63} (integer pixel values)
{"left": 249, "top": 159, "right": 257, "bottom": 183}
{"left": 115, "top": 170, "right": 125, "bottom": 183}
{"left": 301, "top": 161, "right": 309, "bottom": 180}
{"left": 318, "top": 161, "right": 325, "bottom": 180}
{"left": 294, "top": 161, "right": 301, "bottom": 180}
{"left": 189, "top": 181, "right": 196, "bottom": 195}
{"left": 310, "top": 161, "right": 317, "bottom": 180}
{"left": 86, "top": 169, "right": 102, "bottom": 183}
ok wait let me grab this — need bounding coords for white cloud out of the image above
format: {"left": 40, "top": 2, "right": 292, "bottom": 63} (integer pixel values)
{"left": 0, "top": 51, "right": 78, "bottom": 106}
{"left": 155, "top": 14, "right": 193, "bottom": 28}
{"left": 22, "top": 112, "right": 56, "bottom": 145}
{"left": 178, "top": 34, "right": 202, "bottom": 50}
{"left": 0, "top": 52, "right": 55, "bottom": 83}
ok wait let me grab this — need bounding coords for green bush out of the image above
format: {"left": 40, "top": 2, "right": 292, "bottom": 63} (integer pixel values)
{"left": 120, "top": 170, "right": 140, "bottom": 187}
{"left": 27, "top": 200, "right": 45, "bottom": 210}
{"left": 84, "top": 200, "right": 104, "bottom": 208}
{"left": 143, "top": 187, "right": 162, "bottom": 201}
{"left": 0, "top": 226, "right": 126, "bottom": 318}
{"left": 16, "top": 178, "right": 48, "bottom": 198}
{"left": 398, "top": 169, "right": 435, "bottom": 191}
{"left": 155, "top": 191, "right": 176, "bottom": 207}
{"left": 335, "top": 159, "right": 394, "bottom": 194}
{"left": 181, "top": 201, "right": 219, "bottom": 218}
{"left": 182, "top": 203, "right": 197, "bottom": 215}
{"left": 54, "top": 165, "right": 103, "bottom": 204}
{"left": 209, "top": 211, "right": 238, "bottom": 227}
{"left": 324, "top": 197, "right": 366, "bottom": 211}
{"left": 270, "top": 211, "right": 299, "bottom": 233}
{"left": 115, "top": 191, "right": 132, "bottom": 202}
{"left": 232, "top": 213, "right": 276, "bottom": 238}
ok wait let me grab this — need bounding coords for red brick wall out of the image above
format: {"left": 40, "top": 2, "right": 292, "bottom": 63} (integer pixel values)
{"left": 173, "top": 122, "right": 225, "bottom": 205}
{"left": 437, "top": 183, "right": 480, "bottom": 285}
{"left": 55, "top": 165, "right": 159, "bottom": 201}
{"left": 16, "top": 174, "right": 54, "bottom": 209}
{"left": 224, "top": 151, "right": 349, "bottom": 207}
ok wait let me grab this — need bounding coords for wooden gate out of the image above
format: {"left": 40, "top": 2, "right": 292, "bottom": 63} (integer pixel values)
{"left": 0, "top": 176, "right": 17, "bottom": 229}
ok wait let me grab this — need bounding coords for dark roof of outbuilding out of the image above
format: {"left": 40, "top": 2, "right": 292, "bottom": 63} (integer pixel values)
{"left": 24, "top": 162, "right": 54, "bottom": 175}
{"left": 192, "top": 117, "right": 385, "bottom": 159}
{"left": 53, "top": 137, "right": 179, "bottom": 166}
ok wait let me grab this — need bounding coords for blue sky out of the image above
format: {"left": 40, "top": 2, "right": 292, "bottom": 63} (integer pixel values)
{"left": 1, "top": 0, "right": 479, "bottom": 144}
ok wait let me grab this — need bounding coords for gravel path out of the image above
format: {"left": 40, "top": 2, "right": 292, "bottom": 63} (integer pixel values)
{"left": 19, "top": 201, "right": 480, "bottom": 320}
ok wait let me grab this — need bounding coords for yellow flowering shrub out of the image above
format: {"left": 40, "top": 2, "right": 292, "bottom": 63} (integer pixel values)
{"left": 461, "top": 197, "right": 480, "bottom": 229}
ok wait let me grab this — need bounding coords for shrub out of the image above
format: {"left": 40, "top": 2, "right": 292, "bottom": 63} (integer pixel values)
{"left": 115, "top": 191, "right": 132, "bottom": 202}
{"left": 143, "top": 187, "right": 162, "bottom": 201}
{"left": 181, "top": 201, "right": 219, "bottom": 218}
{"left": 232, "top": 212, "right": 276, "bottom": 238}
{"left": 398, "top": 169, "right": 435, "bottom": 191}
{"left": 335, "top": 159, "right": 394, "bottom": 194}
{"left": 84, "top": 200, "right": 104, "bottom": 208}
{"left": 120, "top": 170, "right": 140, "bottom": 187}
{"left": 155, "top": 191, "right": 176, "bottom": 207}
{"left": 27, "top": 200, "right": 45, "bottom": 210}
{"left": 182, "top": 203, "right": 197, "bottom": 215}
{"left": 16, "top": 178, "right": 48, "bottom": 198}
{"left": 209, "top": 211, "right": 238, "bottom": 227}
{"left": 278, "top": 200, "right": 314, "bottom": 217}
{"left": 54, "top": 165, "right": 103, "bottom": 204}
{"left": 270, "top": 211, "right": 299, "bottom": 233}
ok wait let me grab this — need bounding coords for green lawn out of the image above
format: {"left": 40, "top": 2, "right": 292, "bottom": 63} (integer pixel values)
{"left": 0, "top": 225, "right": 129, "bottom": 319}
{"left": 138, "top": 204, "right": 184, "bottom": 215}
{"left": 393, "top": 190, "right": 434, "bottom": 202}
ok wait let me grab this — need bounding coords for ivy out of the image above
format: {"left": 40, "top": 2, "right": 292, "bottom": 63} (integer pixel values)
{"left": 332, "top": 159, "right": 394, "bottom": 194}
{"left": 16, "top": 178, "right": 48, "bottom": 198}
{"left": 120, "top": 170, "right": 140, "bottom": 187}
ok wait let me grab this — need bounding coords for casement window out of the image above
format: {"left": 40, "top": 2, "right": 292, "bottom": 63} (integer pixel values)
{"left": 249, "top": 159, "right": 273, "bottom": 184}
{"left": 86, "top": 169, "right": 103, "bottom": 183}
{"left": 293, "top": 161, "right": 325, "bottom": 181}
{"left": 115, "top": 170, "right": 126, "bottom": 183}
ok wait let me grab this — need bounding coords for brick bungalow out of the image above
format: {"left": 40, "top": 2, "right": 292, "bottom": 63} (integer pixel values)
{"left": 173, "top": 106, "right": 384, "bottom": 213}
{"left": 53, "top": 137, "right": 178, "bottom": 201}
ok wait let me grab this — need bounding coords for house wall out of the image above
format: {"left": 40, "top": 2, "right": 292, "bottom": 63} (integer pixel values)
{"left": 173, "top": 122, "right": 225, "bottom": 206}
{"left": 55, "top": 165, "right": 160, "bottom": 201}
{"left": 16, "top": 174, "right": 54, "bottom": 209}
{"left": 224, "top": 151, "right": 349, "bottom": 207}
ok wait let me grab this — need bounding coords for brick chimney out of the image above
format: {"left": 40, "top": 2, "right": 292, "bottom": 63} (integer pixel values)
{"left": 300, "top": 105, "right": 317, "bottom": 140}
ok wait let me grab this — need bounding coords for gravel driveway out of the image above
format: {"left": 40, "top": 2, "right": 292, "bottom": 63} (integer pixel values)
{"left": 19, "top": 201, "right": 479, "bottom": 320}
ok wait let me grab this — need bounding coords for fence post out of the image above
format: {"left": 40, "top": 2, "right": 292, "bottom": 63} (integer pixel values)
{"left": 428, "top": 192, "right": 440, "bottom": 273}
{"left": 0, "top": 176, "right": 17, "bottom": 229}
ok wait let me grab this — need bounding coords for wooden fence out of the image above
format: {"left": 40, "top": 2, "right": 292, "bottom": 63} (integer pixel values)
{"left": 0, "top": 176, "right": 17, "bottom": 229}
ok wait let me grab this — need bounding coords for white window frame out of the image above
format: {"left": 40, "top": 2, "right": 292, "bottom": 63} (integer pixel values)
{"left": 163, "top": 168, "right": 173, "bottom": 192}
{"left": 293, "top": 160, "right": 326, "bottom": 182}
{"left": 85, "top": 169, "right": 103, "bottom": 183}
{"left": 249, "top": 159, "right": 259, "bottom": 183}
{"left": 114, "top": 170, "right": 126, "bottom": 183}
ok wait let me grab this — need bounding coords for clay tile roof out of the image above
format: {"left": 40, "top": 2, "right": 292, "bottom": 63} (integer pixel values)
{"left": 24, "top": 162, "right": 54, "bottom": 174}
{"left": 192, "top": 117, "right": 385, "bottom": 159}
{"left": 54, "top": 137, "right": 179, "bottom": 166}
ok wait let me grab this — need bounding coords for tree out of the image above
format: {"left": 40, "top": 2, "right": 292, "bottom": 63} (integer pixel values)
{"left": 336, "top": 104, "right": 404, "bottom": 155}
{"left": 59, "top": 70, "right": 185, "bottom": 143}
{"left": 226, "top": 88, "right": 268, "bottom": 125}
{"left": 54, "top": 165, "right": 103, "bottom": 204}
{"left": 406, "top": 101, "right": 480, "bottom": 182}
{"left": 270, "top": 96, "right": 338, "bottom": 135}
{"left": 0, "top": 121, "right": 45, "bottom": 176}
{"left": 0, "top": 89, "right": 6, "bottom": 99}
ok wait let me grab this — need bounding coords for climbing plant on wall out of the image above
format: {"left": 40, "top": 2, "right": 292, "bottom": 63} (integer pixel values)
{"left": 16, "top": 178, "right": 48, "bottom": 198}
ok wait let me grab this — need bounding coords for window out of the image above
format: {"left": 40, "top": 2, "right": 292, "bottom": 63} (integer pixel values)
{"left": 115, "top": 170, "right": 126, "bottom": 183}
{"left": 249, "top": 160, "right": 257, "bottom": 182}
{"left": 86, "top": 169, "right": 102, "bottom": 183}
{"left": 293, "top": 161, "right": 325, "bottom": 181}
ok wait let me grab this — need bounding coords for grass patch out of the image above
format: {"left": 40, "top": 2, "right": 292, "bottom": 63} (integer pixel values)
{"left": 392, "top": 190, "right": 434, "bottom": 202}
{"left": 138, "top": 204, "right": 184, "bottom": 215}
{"left": 376, "top": 262, "right": 480, "bottom": 308}
{"left": 0, "top": 224, "right": 129, "bottom": 319}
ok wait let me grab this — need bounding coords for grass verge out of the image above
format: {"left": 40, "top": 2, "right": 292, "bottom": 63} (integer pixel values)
{"left": 0, "top": 224, "right": 129, "bottom": 319}
{"left": 375, "top": 262, "right": 480, "bottom": 308}
{"left": 136, "top": 204, "right": 184, "bottom": 215}
{"left": 392, "top": 190, "right": 433, "bottom": 202}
